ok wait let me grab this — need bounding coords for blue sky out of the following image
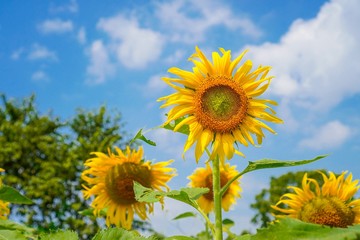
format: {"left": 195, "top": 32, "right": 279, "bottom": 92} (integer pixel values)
{"left": 1, "top": 0, "right": 360, "bottom": 236}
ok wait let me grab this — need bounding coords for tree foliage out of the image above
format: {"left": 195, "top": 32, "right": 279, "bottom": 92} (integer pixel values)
{"left": 0, "top": 94, "right": 130, "bottom": 239}
{"left": 250, "top": 170, "right": 327, "bottom": 228}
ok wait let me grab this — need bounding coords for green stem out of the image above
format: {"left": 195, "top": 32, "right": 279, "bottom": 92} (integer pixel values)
{"left": 220, "top": 171, "right": 244, "bottom": 197}
{"left": 212, "top": 155, "right": 223, "bottom": 240}
{"left": 197, "top": 207, "right": 215, "bottom": 236}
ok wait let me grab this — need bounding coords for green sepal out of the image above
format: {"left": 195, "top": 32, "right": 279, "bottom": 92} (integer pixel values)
{"left": 163, "top": 116, "right": 190, "bottom": 135}
{"left": 0, "top": 185, "right": 33, "bottom": 204}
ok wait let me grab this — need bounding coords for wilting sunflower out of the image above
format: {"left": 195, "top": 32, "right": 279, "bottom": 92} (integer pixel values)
{"left": 272, "top": 171, "right": 360, "bottom": 227}
{"left": 159, "top": 46, "right": 283, "bottom": 163}
{"left": 188, "top": 164, "right": 241, "bottom": 214}
{"left": 82, "top": 146, "right": 175, "bottom": 229}
{"left": 0, "top": 168, "right": 10, "bottom": 220}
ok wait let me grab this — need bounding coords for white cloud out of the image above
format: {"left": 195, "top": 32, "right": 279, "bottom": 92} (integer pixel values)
{"left": 38, "top": 19, "right": 74, "bottom": 34}
{"left": 49, "top": 0, "right": 78, "bottom": 13}
{"left": 10, "top": 47, "right": 24, "bottom": 60}
{"left": 77, "top": 27, "right": 86, "bottom": 44}
{"left": 245, "top": 0, "right": 360, "bottom": 112}
{"left": 164, "top": 49, "right": 186, "bottom": 64}
{"left": 155, "top": 0, "right": 262, "bottom": 43}
{"left": 140, "top": 74, "right": 167, "bottom": 98}
{"left": 97, "top": 14, "right": 165, "bottom": 69}
{"left": 31, "top": 70, "right": 49, "bottom": 82}
{"left": 86, "top": 40, "right": 115, "bottom": 85}
{"left": 27, "top": 44, "right": 57, "bottom": 61}
{"left": 299, "top": 121, "right": 351, "bottom": 150}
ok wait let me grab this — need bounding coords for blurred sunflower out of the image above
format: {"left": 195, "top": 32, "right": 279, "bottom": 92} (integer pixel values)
{"left": 188, "top": 164, "right": 241, "bottom": 214}
{"left": 0, "top": 168, "right": 10, "bottom": 220}
{"left": 159, "top": 46, "right": 282, "bottom": 163}
{"left": 272, "top": 171, "right": 360, "bottom": 227}
{"left": 82, "top": 146, "right": 175, "bottom": 229}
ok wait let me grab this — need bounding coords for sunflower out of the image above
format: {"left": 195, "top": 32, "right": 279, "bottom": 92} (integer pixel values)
{"left": 82, "top": 146, "right": 175, "bottom": 229}
{"left": 188, "top": 163, "right": 241, "bottom": 214}
{"left": 159, "top": 46, "right": 283, "bottom": 163}
{"left": 272, "top": 171, "right": 360, "bottom": 227}
{"left": 0, "top": 168, "right": 10, "bottom": 220}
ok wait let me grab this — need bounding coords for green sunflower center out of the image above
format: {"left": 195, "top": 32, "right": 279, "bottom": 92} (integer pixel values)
{"left": 298, "top": 196, "right": 355, "bottom": 228}
{"left": 105, "top": 163, "right": 152, "bottom": 205}
{"left": 194, "top": 75, "right": 248, "bottom": 133}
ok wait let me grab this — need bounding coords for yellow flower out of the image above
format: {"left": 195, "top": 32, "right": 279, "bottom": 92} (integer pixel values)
{"left": 0, "top": 168, "right": 10, "bottom": 220}
{"left": 159, "top": 46, "right": 282, "bottom": 163}
{"left": 81, "top": 146, "right": 175, "bottom": 229}
{"left": 188, "top": 164, "right": 241, "bottom": 214}
{"left": 272, "top": 171, "right": 360, "bottom": 227}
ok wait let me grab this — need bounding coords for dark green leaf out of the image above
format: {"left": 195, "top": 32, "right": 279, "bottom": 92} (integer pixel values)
{"left": 223, "top": 218, "right": 235, "bottom": 227}
{"left": 0, "top": 185, "right": 33, "bottom": 204}
{"left": 245, "top": 218, "right": 360, "bottom": 240}
{"left": 130, "top": 129, "right": 156, "bottom": 146}
{"left": 242, "top": 155, "right": 327, "bottom": 175}
{"left": 172, "top": 212, "right": 196, "bottom": 220}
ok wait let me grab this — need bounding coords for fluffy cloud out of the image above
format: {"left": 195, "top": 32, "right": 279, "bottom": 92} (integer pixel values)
{"left": 49, "top": 0, "right": 78, "bottom": 13}
{"left": 246, "top": 0, "right": 360, "bottom": 112}
{"left": 86, "top": 40, "right": 115, "bottom": 85}
{"left": 27, "top": 44, "right": 57, "bottom": 61}
{"left": 77, "top": 27, "right": 86, "bottom": 44}
{"left": 155, "top": 0, "right": 262, "bottom": 43}
{"left": 299, "top": 121, "right": 351, "bottom": 150}
{"left": 31, "top": 70, "right": 49, "bottom": 82}
{"left": 38, "top": 19, "right": 74, "bottom": 34}
{"left": 10, "top": 47, "right": 24, "bottom": 60}
{"left": 97, "top": 15, "right": 165, "bottom": 69}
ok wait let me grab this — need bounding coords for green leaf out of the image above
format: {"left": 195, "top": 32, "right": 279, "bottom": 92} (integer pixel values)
{"left": 245, "top": 218, "right": 360, "bottom": 240}
{"left": 78, "top": 208, "right": 106, "bottom": 217}
{"left": 164, "top": 236, "right": 196, "bottom": 240}
{"left": 223, "top": 218, "right": 235, "bottom": 227}
{"left": 0, "top": 185, "right": 33, "bottom": 204}
{"left": 172, "top": 212, "right": 196, "bottom": 220}
{"left": 163, "top": 116, "right": 190, "bottom": 135}
{"left": 39, "top": 230, "right": 79, "bottom": 240}
{"left": 242, "top": 155, "right": 327, "bottom": 175}
{"left": 0, "top": 220, "right": 36, "bottom": 240}
{"left": 134, "top": 182, "right": 208, "bottom": 210}
{"left": 130, "top": 129, "right": 156, "bottom": 146}
{"left": 92, "top": 227, "right": 154, "bottom": 240}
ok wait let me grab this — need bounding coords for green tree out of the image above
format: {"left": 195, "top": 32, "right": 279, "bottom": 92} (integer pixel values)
{"left": 0, "top": 94, "right": 130, "bottom": 239}
{"left": 250, "top": 170, "right": 326, "bottom": 228}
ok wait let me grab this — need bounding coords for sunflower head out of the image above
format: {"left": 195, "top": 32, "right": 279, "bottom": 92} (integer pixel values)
{"left": 0, "top": 168, "right": 10, "bottom": 220}
{"left": 188, "top": 163, "right": 241, "bottom": 214}
{"left": 272, "top": 171, "right": 360, "bottom": 228}
{"left": 82, "top": 146, "right": 176, "bottom": 229}
{"left": 159, "top": 46, "right": 283, "bottom": 163}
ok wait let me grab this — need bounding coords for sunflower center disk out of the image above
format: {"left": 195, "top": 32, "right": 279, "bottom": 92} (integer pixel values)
{"left": 299, "top": 197, "right": 355, "bottom": 228}
{"left": 195, "top": 76, "right": 248, "bottom": 133}
{"left": 203, "top": 172, "right": 229, "bottom": 201}
{"left": 105, "top": 163, "right": 152, "bottom": 205}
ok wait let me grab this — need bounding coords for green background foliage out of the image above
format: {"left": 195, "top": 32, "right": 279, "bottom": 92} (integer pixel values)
{"left": 0, "top": 94, "right": 130, "bottom": 239}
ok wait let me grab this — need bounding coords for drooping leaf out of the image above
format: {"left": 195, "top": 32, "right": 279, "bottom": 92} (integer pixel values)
{"left": 39, "top": 230, "right": 79, "bottom": 240}
{"left": 172, "top": 212, "right": 196, "bottom": 220}
{"left": 130, "top": 129, "right": 156, "bottom": 146}
{"left": 236, "top": 218, "right": 360, "bottom": 240}
{"left": 0, "top": 185, "right": 33, "bottom": 204}
{"left": 242, "top": 155, "right": 327, "bottom": 175}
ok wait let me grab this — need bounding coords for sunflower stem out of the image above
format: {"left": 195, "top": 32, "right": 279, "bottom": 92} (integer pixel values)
{"left": 220, "top": 171, "right": 243, "bottom": 197}
{"left": 212, "top": 155, "right": 223, "bottom": 240}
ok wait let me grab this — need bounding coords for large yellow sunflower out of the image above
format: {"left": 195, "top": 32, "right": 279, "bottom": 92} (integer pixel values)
{"left": 82, "top": 146, "right": 175, "bottom": 229}
{"left": 159, "top": 46, "right": 283, "bottom": 163}
{"left": 0, "top": 168, "right": 10, "bottom": 220}
{"left": 272, "top": 171, "right": 360, "bottom": 227}
{"left": 188, "top": 164, "right": 241, "bottom": 214}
